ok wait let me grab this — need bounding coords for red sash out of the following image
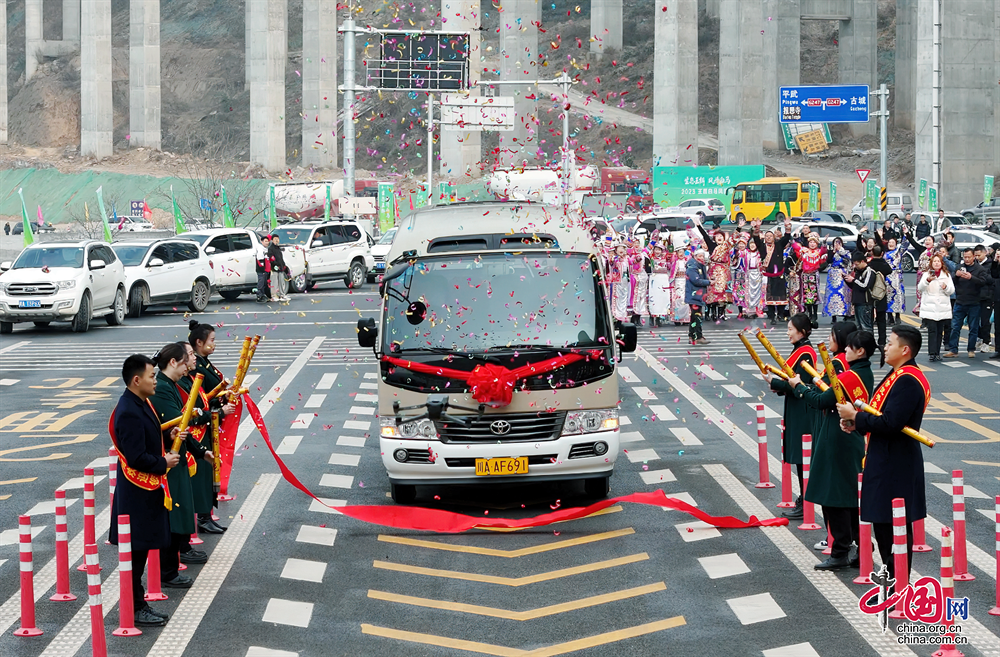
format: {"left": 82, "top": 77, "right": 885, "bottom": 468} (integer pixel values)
{"left": 833, "top": 352, "right": 849, "bottom": 373}
{"left": 176, "top": 384, "right": 210, "bottom": 444}
{"left": 786, "top": 345, "right": 816, "bottom": 371}
{"left": 108, "top": 401, "right": 172, "bottom": 510}
{"left": 837, "top": 369, "right": 870, "bottom": 405}
{"left": 870, "top": 364, "right": 931, "bottom": 413}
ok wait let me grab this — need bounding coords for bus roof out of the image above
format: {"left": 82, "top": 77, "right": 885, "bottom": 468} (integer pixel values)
{"left": 737, "top": 177, "right": 818, "bottom": 186}
{"left": 389, "top": 201, "right": 594, "bottom": 261}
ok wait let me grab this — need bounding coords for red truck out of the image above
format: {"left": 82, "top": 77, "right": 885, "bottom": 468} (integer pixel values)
{"left": 599, "top": 168, "right": 654, "bottom": 213}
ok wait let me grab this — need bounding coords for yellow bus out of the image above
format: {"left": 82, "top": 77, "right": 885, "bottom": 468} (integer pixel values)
{"left": 728, "top": 177, "right": 822, "bottom": 223}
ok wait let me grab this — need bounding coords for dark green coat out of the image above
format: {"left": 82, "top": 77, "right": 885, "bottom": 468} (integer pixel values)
{"left": 195, "top": 354, "right": 225, "bottom": 393}
{"left": 793, "top": 358, "right": 875, "bottom": 508}
{"left": 150, "top": 372, "right": 207, "bottom": 535}
{"left": 768, "top": 339, "right": 816, "bottom": 466}
{"left": 178, "top": 374, "right": 216, "bottom": 514}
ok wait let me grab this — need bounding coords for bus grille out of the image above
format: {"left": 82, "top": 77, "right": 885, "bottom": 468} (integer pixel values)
{"left": 434, "top": 412, "right": 566, "bottom": 444}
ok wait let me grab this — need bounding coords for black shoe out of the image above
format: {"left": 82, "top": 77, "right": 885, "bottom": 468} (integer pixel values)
{"left": 135, "top": 606, "right": 167, "bottom": 626}
{"left": 848, "top": 546, "right": 860, "bottom": 568}
{"left": 162, "top": 574, "right": 194, "bottom": 588}
{"left": 814, "top": 556, "right": 851, "bottom": 571}
{"left": 991, "top": 352, "right": 1000, "bottom": 359}
{"left": 142, "top": 604, "right": 170, "bottom": 620}
{"left": 781, "top": 504, "right": 803, "bottom": 520}
{"left": 179, "top": 551, "right": 207, "bottom": 564}
{"left": 198, "top": 519, "right": 224, "bottom": 534}
{"left": 208, "top": 518, "right": 227, "bottom": 532}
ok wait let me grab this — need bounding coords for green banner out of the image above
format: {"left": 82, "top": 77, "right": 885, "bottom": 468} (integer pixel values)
{"left": 807, "top": 184, "right": 818, "bottom": 212}
{"left": 928, "top": 187, "right": 938, "bottom": 212}
{"left": 221, "top": 185, "right": 234, "bottom": 227}
{"left": 829, "top": 181, "right": 837, "bottom": 211}
{"left": 986, "top": 175, "right": 995, "bottom": 205}
{"left": 865, "top": 179, "right": 877, "bottom": 210}
{"left": 324, "top": 184, "right": 331, "bottom": 221}
{"left": 651, "top": 165, "right": 766, "bottom": 213}
{"left": 918, "top": 179, "right": 927, "bottom": 210}
{"left": 269, "top": 186, "right": 278, "bottom": 231}
{"left": 171, "top": 186, "right": 186, "bottom": 234}
{"left": 95, "top": 186, "right": 113, "bottom": 242}
{"left": 17, "top": 188, "right": 34, "bottom": 247}
{"left": 378, "top": 182, "right": 395, "bottom": 234}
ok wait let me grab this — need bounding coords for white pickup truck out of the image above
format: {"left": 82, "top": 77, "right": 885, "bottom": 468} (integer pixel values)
{"left": 182, "top": 228, "right": 307, "bottom": 299}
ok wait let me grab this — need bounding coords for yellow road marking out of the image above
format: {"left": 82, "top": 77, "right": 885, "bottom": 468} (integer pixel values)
{"left": 0, "top": 410, "right": 95, "bottom": 433}
{"left": 0, "top": 477, "right": 37, "bottom": 485}
{"left": 0, "top": 495, "right": 10, "bottom": 501}
{"left": 481, "top": 505, "right": 623, "bottom": 532}
{"left": 0, "top": 434, "right": 99, "bottom": 461}
{"left": 900, "top": 315, "right": 921, "bottom": 328}
{"left": 373, "top": 552, "right": 648, "bottom": 586}
{"left": 368, "top": 582, "right": 665, "bottom": 620}
{"left": 29, "top": 378, "right": 86, "bottom": 389}
{"left": 93, "top": 377, "right": 119, "bottom": 388}
{"left": 361, "top": 616, "right": 686, "bottom": 656}
{"left": 924, "top": 418, "right": 1000, "bottom": 444}
{"left": 926, "top": 393, "right": 995, "bottom": 416}
{"left": 378, "top": 527, "right": 634, "bottom": 557}
{"left": 962, "top": 460, "right": 1000, "bottom": 467}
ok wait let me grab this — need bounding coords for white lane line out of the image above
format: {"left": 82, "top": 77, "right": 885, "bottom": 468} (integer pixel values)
{"left": 922, "top": 514, "right": 997, "bottom": 581}
{"left": 328, "top": 453, "right": 362, "bottom": 467}
{"left": 736, "top": 364, "right": 761, "bottom": 372}
{"left": 763, "top": 644, "right": 820, "bottom": 657}
{"left": 675, "top": 521, "right": 721, "bottom": 542}
{"left": 984, "top": 360, "right": 1000, "bottom": 369}
{"left": 359, "top": 382, "right": 378, "bottom": 390}
{"left": 970, "top": 369, "right": 997, "bottom": 377}
{"left": 748, "top": 402, "right": 781, "bottom": 418}
{"left": 316, "top": 373, "right": 339, "bottom": 390}
{"left": 0, "top": 378, "right": 20, "bottom": 385}
{"left": 296, "top": 525, "right": 337, "bottom": 547}
{"left": 280, "top": 558, "right": 327, "bottom": 584}
{"left": 244, "top": 374, "right": 260, "bottom": 387}
{"left": 344, "top": 420, "right": 370, "bottom": 430}
{"left": 617, "top": 366, "right": 640, "bottom": 383}
{"left": 942, "top": 361, "right": 969, "bottom": 368}
{"left": 292, "top": 413, "right": 315, "bottom": 428}
{"left": 703, "top": 464, "right": 920, "bottom": 654}
{"left": 337, "top": 435, "right": 366, "bottom": 448}
{"left": 624, "top": 448, "right": 659, "bottom": 463}
{"left": 665, "top": 491, "right": 697, "bottom": 507}
{"left": 236, "top": 336, "right": 326, "bottom": 451}
{"left": 924, "top": 462, "right": 946, "bottom": 474}
{"left": 308, "top": 498, "right": 346, "bottom": 515}
{"left": 0, "top": 341, "right": 31, "bottom": 354}
{"left": 696, "top": 364, "right": 726, "bottom": 381}
{"left": 262, "top": 598, "right": 315, "bottom": 628}
{"left": 639, "top": 468, "right": 676, "bottom": 485}
{"left": 631, "top": 386, "right": 657, "bottom": 400}
{"left": 37, "top": 568, "right": 122, "bottom": 657}
{"left": 304, "top": 394, "right": 326, "bottom": 408}
{"left": 647, "top": 404, "right": 676, "bottom": 420}
{"left": 146, "top": 474, "right": 282, "bottom": 656}
{"left": 699, "top": 553, "right": 751, "bottom": 580}
{"left": 319, "top": 474, "right": 355, "bottom": 489}
{"left": 977, "top": 508, "right": 996, "bottom": 521}
{"left": 0, "top": 525, "right": 46, "bottom": 547}
{"left": 24, "top": 498, "right": 79, "bottom": 516}
{"left": 721, "top": 384, "right": 750, "bottom": 398}
{"left": 247, "top": 647, "right": 299, "bottom": 657}
{"left": 931, "top": 481, "right": 991, "bottom": 500}
{"left": 727, "top": 592, "right": 786, "bottom": 624}
{"left": 354, "top": 393, "right": 379, "bottom": 403}
{"left": 669, "top": 428, "right": 703, "bottom": 446}
{"left": 58, "top": 474, "right": 107, "bottom": 490}
{"left": 364, "top": 372, "right": 377, "bottom": 379}
{"left": 619, "top": 431, "right": 645, "bottom": 444}
{"left": 275, "top": 436, "right": 303, "bottom": 455}
{"left": 0, "top": 560, "right": 5, "bottom": 569}
{"left": 349, "top": 405, "right": 375, "bottom": 416}
{"left": 619, "top": 416, "right": 631, "bottom": 426}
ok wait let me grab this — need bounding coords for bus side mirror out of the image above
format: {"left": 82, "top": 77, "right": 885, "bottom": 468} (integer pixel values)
{"left": 357, "top": 317, "right": 378, "bottom": 348}
{"left": 617, "top": 322, "right": 637, "bottom": 353}
{"left": 732, "top": 192, "right": 743, "bottom": 204}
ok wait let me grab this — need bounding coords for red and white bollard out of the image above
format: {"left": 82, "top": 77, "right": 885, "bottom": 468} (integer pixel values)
{"left": 777, "top": 431, "right": 795, "bottom": 508}
{"left": 108, "top": 447, "right": 117, "bottom": 508}
{"left": 84, "top": 543, "right": 108, "bottom": 657}
{"left": 754, "top": 405, "right": 774, "bottom": 489}
{"left": 888, "top": 498, "right": 909, "bottom": 619}
{"left": 798, "top": 434, "right": 821, "bottom": 530}
{"left": 951, "top": 470, "right": 975, "bottom": 581}
{"left": 51, "top": 490, "right": 76, "bottom": 601}
{"left": 190, "top": 513, "right": 203, "bottom": 546}
{"left": 933, "top": 527, "right": 965, "bottom": 657}
{"left": 912, "top": 518, "right": 932, "bottom": 552}
{"left": 113, "top": 515, "right": 141, "bottom": 637}
{"left": 14, "top": 515, "right": 43, "bottom": 637}
{"left": 989, "top": 495, "right": 999, "bottom": 617}
{"left": 78, "top": 467, "right": 98, "bottom": 572}
{"left": 854, "top": 473, "right": 875, "bottom": 585}
{"left": 144, "top": 550, "right": 168, "bottom": 602}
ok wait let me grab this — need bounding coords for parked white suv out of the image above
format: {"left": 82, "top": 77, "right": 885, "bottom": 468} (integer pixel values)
{"left": 112, "top": 239, "right": 216, "bottom": 317}
{"left": 271, "top": 220, "right": 374, "bottom": 290}
{"left": 369, "top": 227, "right": 397, "bottom": 282}
{"left": 182, "top": 228, "right": 306, "bottom": 300}
{"left": 0, "top": 241, "right": 127, "bottom": 333}
{"left": 114, "top": 215, "right": 155, "bottom": 232}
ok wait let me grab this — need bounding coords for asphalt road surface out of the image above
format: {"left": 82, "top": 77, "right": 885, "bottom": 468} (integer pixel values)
{"left": 0, "top": 273, "right": 998, "bottom": 657}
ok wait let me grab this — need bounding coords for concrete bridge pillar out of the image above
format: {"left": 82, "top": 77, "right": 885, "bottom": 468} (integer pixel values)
{"left": 895, "top": 0, "right": 916, "bottom": 130}
{"left": 718, "top": 0, "right": 763, "bottom": 165}
{"left": 249, "top": 0, "right": 287, "bottom": 172}
{"left": 653, "top": 0, "right": 698, "bottom": 166}
{"left": 497, "top": 0, "right": 540, "bottom": 167}
{"left": 130, "top": 0, "right": 161, "bottom": 150}
{"left": 0, "top": 0, "right": 6, "bottom": 144}
{"left": 838, "top": 0, "right": 877, "bottom": 137}
{"left": 302, "top": 0, "right": 337, "bottom": 169}
{"left": 25, "top": 0, "right": 43, "bottom": 81}
{"left": 590, "top": 0, "right": 623, "bottom": 58}
{"left": 438, "top": 0, "right": 481, "bottom": 180}
{"left": 81, "top": 0, "right": 113, "bottom": 158}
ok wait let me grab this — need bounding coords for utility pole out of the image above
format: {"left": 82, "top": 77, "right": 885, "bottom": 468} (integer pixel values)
{"left": 341, "top": 7, "right": 356, "bottom": 222}
{"left": 931, "top": 0, "right": 941, "bottom": 208}
{"left": 427, "top": 94, "right": 434, "bottom": 207}
{"left": 872, "top": 84, "right": 889, "bottom": 223}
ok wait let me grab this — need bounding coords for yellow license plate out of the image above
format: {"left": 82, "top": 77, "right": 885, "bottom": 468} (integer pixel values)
{"left": 475, "top": 457, "right": 529, "bottom": 476}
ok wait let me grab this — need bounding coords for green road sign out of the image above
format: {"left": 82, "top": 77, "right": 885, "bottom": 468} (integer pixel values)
{"left": 928, "top": 187, "right": 938, "bottom": 212}
{"left": 377, "top": 182, "right": 395, "bottom": 233}
{"left": 986, "top": 176, "right": 995, "bottom": 205}
{"left": 865, "top": 179, "right": 877, "bottom": 209}
{"left": 918, "top": 179, "right": 927, "bottom": 210}
{"left": 829, "top": 182, "right": 837, "bottom": 211}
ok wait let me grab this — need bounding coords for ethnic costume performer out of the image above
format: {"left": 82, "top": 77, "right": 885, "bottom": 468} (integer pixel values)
{"left": 629, "top": 245, "right": 650, "bottom": 326}
{"left": 108, "top": 354, "right": 180, "bottom": 627}
{"left": 824, "top": 237, "right": 853, "bottom": 322}
{"left": 647, "top": 243, "right": 675, "bottom": 327}
{"left": 792, "top": 236, "right": 827, "bottom": 322}
{"left": 789, "top": 327, "right": 877, "bottom": 570}
{"left": 785, "top": 242, "right": 804, "bottom": 318}
{"left": 878, "top": 235, "right": 907, "bottom": 324}
{"left": 695, "top": 216, "right": 739, "bottom": 321}
{"left": 150, "top": 343, "right": 214, "bottom": 587}
{"left": 838, "top": 325, "right": 931, "bottom": 580}
{"left": 733, "top": 234, "right": 764, "bottom": 319}
{"left": 752, "top": 218, "right": 793, "bottom": 323}
{"left": 178, "top": 341, "right": 231, "bottom": 534}
{"left": 671, "top": 240, "right": 692, "bottom": 325}
{"left": 606, "top": 243, "right": 631, "bottom": 323}
{"left": 904, "top": 229, "right": 935, "bottom": 319}
{"left": 763, "top": 313, "right": 817, "bottom": 520}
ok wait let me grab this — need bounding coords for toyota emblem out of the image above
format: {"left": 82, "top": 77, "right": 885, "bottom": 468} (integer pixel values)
{"left": 490, "top": 420, "right": 511, "bottom": 436}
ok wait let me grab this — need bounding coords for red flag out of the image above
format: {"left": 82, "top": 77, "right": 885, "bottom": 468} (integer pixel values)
{"left": 142, "top": 200, "right": 152, "bottom": 220}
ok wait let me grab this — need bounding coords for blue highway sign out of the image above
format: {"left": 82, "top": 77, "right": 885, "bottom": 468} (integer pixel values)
{"left": 779, "top": 85, "right": 870, "bottom": 124}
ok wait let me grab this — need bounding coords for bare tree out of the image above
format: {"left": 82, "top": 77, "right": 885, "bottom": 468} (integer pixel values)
{"left": 64, "top": 188, "right": 128, "bottom": 240}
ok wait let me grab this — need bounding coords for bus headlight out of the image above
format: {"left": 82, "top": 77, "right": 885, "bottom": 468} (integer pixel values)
{"left": 562, "top": 409, "right": 618, "bottom": 435}
{"left": 381, "top": 416, "right": 437, "bottom": 439}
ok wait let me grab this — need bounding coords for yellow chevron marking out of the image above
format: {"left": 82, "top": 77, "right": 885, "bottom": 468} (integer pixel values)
{"left": 480, "top": 505, "right": 624, "bottom": 532}
{"left": 377, "top": 527, "right": 634, "bottom": 557}
{"left": 361, "top": 616, "right": 686, "bottom": 656}
{"left": 368, "top": 582, "right": 666, "bottom": 620}
{"left": 372, "top": 552, "right": 648, "bottom": 586}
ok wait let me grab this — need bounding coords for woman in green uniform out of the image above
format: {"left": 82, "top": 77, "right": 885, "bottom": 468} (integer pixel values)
{"left": 188, "top": 321, "right": 234, "bottom": 533}
{"left": 150, "top": 343, "right": 213, "bottom": 587}
{"left": 789, "top": 330, "right": 877, "bottom": 570}
{"left": 764, "top": 312, "right": 817, "bottom": 520}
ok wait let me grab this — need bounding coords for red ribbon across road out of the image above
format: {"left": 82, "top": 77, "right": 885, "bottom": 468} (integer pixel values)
{"left": 244, "top": 396, "right": 789, "bottom": 533}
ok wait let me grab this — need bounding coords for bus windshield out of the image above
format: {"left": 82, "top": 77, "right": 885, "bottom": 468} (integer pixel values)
{"left": 382, "top": 253, "right": 609, "bottom": 354}
{"left": 743, "top": 183, "right": 799, "bottom": 203}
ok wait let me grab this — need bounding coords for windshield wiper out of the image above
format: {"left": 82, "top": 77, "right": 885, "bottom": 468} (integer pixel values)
{"left": 392, "top": 347, "right": 503, "bottom": 364}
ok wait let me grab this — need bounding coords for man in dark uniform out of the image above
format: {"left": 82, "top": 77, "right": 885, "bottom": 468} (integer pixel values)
{"left": 837, "top": 325, "right": 931, "bottom": 580}
{"left": 108, "top": 354, "right": 181, "bottom": 627}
